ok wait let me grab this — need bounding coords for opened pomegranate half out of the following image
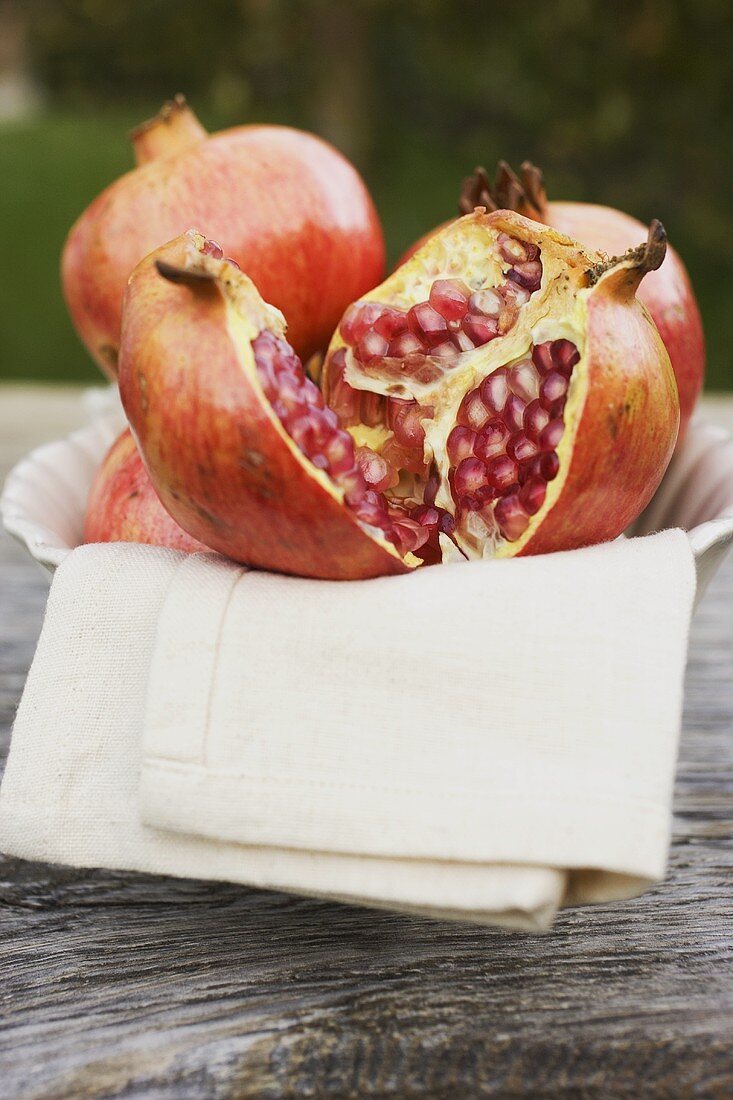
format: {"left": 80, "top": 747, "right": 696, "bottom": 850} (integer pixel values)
{"left": 84, "top": 427, "right": 208, "bottom": 553}
{"left": 322, "top": 208, "right": 679, "bottom": 564}
{"left": 119, "top": 213, "right": 677, "bottom": 578}
{"left": 119, "top": 231, "right": 420, "bottom": 580}
{"left": 401, "top": 160, "right": 703, "bottom": 439}
{"left": 63, "top": 95, "right": 385, "bottom": 378}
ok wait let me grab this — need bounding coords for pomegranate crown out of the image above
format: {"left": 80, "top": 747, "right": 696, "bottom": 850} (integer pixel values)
{"left": 458, "top": 161, "right": 549, "bottom": 221}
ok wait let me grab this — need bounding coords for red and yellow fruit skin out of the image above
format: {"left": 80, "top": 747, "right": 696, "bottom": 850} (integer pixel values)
{"left": 83, "top": 427, "right": 208, "bottom": 553}
{"left": 517, "top": 263, "right": 680, "bottom": 556}
{"left": 62, "top": 97, "right": 385, "bottom": 378}
{"left": 401, "top": 200, "right": 703, "bottom": 439}
{"left": 546, "top": 202, "right": 703, "bottom": 439}
{"left": 118, "top": 233, "right": 410, "bottom": 581}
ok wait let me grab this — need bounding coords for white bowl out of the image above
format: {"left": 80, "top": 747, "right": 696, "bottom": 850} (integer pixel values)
{"left": 3, "top": 411, "right": 733, "bottom": 593}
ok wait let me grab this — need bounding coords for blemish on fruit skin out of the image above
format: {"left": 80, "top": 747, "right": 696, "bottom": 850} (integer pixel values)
{"left": 240, "top": 449, "right": 265, "bottom": 469}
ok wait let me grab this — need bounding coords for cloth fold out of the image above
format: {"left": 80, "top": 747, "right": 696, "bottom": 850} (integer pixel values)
{"left": 0, "top": 531, "right": 697, "bottom": 930}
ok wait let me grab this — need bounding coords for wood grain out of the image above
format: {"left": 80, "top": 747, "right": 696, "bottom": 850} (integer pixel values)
{"left": 1, "top": 388, "right": 732, "bottom": 1099}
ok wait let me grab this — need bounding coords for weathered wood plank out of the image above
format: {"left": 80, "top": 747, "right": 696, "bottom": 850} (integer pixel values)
{"left": 1, "top": 388, "right": 732, "bottom": 1098}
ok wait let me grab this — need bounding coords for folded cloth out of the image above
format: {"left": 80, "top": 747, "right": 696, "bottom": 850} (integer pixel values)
{"left": 0, "top": 531, "right": 696, "bottom": 931}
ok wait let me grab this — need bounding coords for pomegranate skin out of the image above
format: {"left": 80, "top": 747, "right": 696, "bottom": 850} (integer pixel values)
{"left": 62, "top": 97, "right": 385, "bottom": 378}
{"left": 118, "top": 232, "right": 410, "bottom": 581}
{"left": 83, "top": 427, "right": 208, "bottom": 553}
{"left": 399, "top": 173, "right": 703, "bottom": 440}
{"left": 517, "top": 258, "right": 679, "bottom": 556}
{"left": 545, "top": 201, "right": 703, "bottom": 439}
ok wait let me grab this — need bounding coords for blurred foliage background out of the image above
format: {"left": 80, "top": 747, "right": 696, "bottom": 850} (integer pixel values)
{"left": 1, "top": 0, "right": 731, "bottom": 387}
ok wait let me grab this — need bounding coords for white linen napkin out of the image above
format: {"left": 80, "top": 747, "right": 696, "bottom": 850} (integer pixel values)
{"left": 0, "top": 530, "right": 696, "bottom": 930}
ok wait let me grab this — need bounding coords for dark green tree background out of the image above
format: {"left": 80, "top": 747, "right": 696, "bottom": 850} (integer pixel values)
{"left": 3, "top": 0, "right": 731, "bottom": 387}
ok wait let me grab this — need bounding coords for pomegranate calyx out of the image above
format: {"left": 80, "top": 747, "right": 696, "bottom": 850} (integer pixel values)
{"left": 130, "top": 94, "right": 207, "bottom": 166}
{"left": 458, "top": 161, "right": 547, "bottom": 222}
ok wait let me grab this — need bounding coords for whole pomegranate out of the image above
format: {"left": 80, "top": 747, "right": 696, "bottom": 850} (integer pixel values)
{"left": 62, "top": 95, "right": 385, "bottom": 378}
{"left": 119, "top": 214, "right": 677, "bottom": 578}
{"left": 400, "top": 161, "right": 703, "bottom": 439}
{"left": 84, "top": 427, "right": 208, "bottom": 553}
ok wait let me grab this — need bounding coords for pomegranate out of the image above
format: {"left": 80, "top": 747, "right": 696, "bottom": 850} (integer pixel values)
{"left": 118, "top": 231, "right": 421, "bottom": 580}
{"left": 84, "top": 427, "right": 208, "bottom": 553}
{"left": 62, "top": 95, "right": 385, "bottom": 378}
{"left": 400, "top": 161, "right": 703, "bottom": 438}
{"left": 322, "top": 208, "right": 679, "bottom": 562}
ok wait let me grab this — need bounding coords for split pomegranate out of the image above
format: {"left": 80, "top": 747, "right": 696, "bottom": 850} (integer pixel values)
{"left": 118, "top": 231, "right": 422, "bottom": 580}
{"left": 62, "top": 95, "right": 385, "bottom": 378}
{"left": 323, "top": 208, "right": 679, "bottom": 563}
{"left": 401, "top": 160, "right": 703, "bottom": 438}
{"left": 83, "top": 428, "right": 208, "bottom": 553}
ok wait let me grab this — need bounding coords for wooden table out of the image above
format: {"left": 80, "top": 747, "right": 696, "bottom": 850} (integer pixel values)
{"left": 1, "top": 385, "right": 732, "bottom": 1099}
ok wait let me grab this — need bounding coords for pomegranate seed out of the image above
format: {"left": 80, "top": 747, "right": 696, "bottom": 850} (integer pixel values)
{"left": 468, "top": 288, "right": 503, "bottom": 317}
{"left": 504, "top": 394, "right": 526, "bottom": 433}
{"left": 498, "top": 234, "right": 528, "bottom": 264}
{"left": 322, "top": 432, "right": 356, "bottom": 476}
{"left": 507, "top": 432, "right": 538, "bottom": 462}
{"left": 374, "top": 307, "right": 409, "bottom": 339}
{"left": 202, "top": 238, "right": 224, "bottom": 259}
{"left": 429, "top": 279, "right": 470, "bottom": 321}
{"left": 524, "top": 399, "right": 551, "bottom": 441}
{"left": 390, "top": 399, "right": 431, "bottom": 447}
{"left": 224, "top": 256, "right": 240, "bottom": 270}
{"left": 392, "top": 517, "right": 431, "bottom": 555}
{"left": 407, "top": 302, "right": 449, "bottom": 347}
{"left": 539, "top": 418, "right": 565, "bottom": 451}
{"left": 532, "top": 342, "right": 555, "bottom": 375}
{"left": 459, "top": 389, "right": 491, "bottom": 431}
{"left": 301, "top": 377, "right": 324, "bottom": 408}
{"left": 339, "top": 465, "right": 368, "bottom": 505}
{"left": 430, "top": 340, "right": 457, "bottom": 359}
{"left": 447, "top": 425, "right": 477, "bottom": 465}
{"left": 356, "top": 330, "right": 389, "bottom": 366}
{"left": 539, "top": 451, "right": 560, "bottom": 480}
{"left": 554, "top": 339, "right": 580, "bottom": 374}
{"left": 411, "top": 504, "right": 440, "bottom": 528}
{"left": 355, "top": 447, "right": 393, "bottom": 491}
{"left": 389, "top": 331, "right": 424, "bottom": 357}
{"left": 508, "top": 260, "right": 542, "bottom": 291}
{"left": 480, "top": 369, "right": 509, "bottom": 413}
{"left": 360, "top": 391, "right": 385, "bottom": 427}
{"left": 540, "top": 370, "right": 569, "bottom": 409}
{"left": 474, "top": 418, "right": 508, "bottom": 462}
{"left": 520, "top": 476, "right": 547, "bottom": 515}
{"left": 494, "top": 494, "right": 530, "bottom": 541}
{"left": 463, "top": 314, "right": 499, "bottom": 347}
{"left": 340, "top": 301, "right": 383, "bottom": 345}
{"left": 509, "top": 359, "right": 539, "bottom": 402}
{"left": 486, "top": 454, "right": 519, "bottom": 491}
{"left": 452, "top": 329, "right": 476, "bottom": 353}
{"left": 454, "top": 457, "right": 489, "bottom": 497}
{"left": 424, "top": 464, "right": 440, "bottom": 505}
{"left": 439, "top": 510, "right": 456, "bottom": 535}
{"left": 311, "top": 454, "right": 328, "bottom": 470}
{"left": 277, "top": 372, "right": 307, "bottom": 414}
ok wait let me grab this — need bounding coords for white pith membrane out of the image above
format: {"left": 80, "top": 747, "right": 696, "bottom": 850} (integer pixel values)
{"left": 321, "top": 213, "right": 595, "bottom": 561}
